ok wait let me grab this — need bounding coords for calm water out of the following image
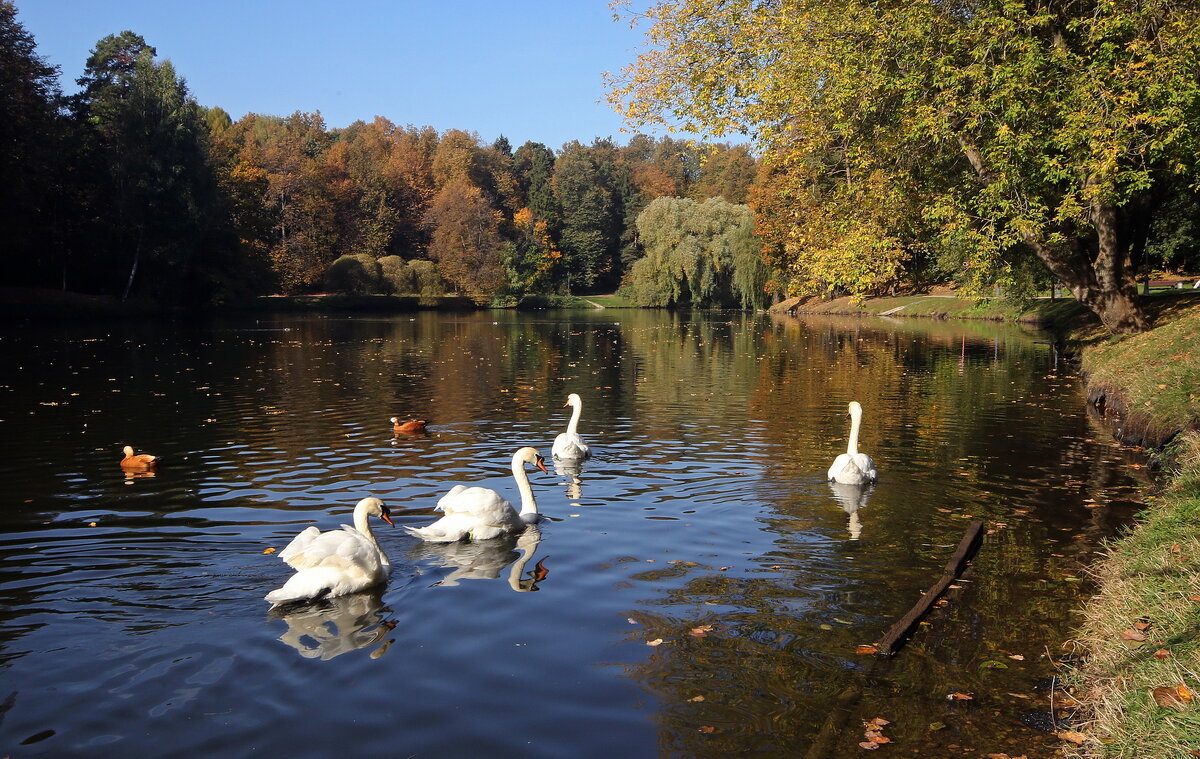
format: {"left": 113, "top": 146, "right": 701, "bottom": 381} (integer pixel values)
{"left": 0, "top": 309, "right": 1145, "bottom": 758}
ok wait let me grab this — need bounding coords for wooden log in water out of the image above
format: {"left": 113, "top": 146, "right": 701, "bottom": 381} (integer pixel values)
{"left": 875, "top": 520, "right": 985, "bottom": 657}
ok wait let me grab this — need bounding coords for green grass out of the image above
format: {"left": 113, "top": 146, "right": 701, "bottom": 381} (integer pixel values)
{"left": 1064, "top": 433, "right": 1200, "bottom": 758}
{"left": 1060, "top": 296, "right": 1200, "bottom": 757}
{"left": 789, "top": 291, "right": 1088, "bottom": 323}
{"left": 1078, "top": 296, "right": 1200, "bottom": 442}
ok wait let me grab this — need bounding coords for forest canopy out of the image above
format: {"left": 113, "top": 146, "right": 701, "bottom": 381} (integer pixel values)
{"left": 0, "top": 1, "right": 761, "bottom": 308}
{"left": 609, "top": 0, "right": 1200, "bottom": 332}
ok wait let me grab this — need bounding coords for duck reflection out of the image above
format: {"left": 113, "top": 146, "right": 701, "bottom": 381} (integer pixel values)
{"left": 555, "top": 460, "right": 584, "bottom": 501}
{"left": 270, "top": 590, "right": 397, "bottom": 660}
{"left": 828, "top": 481, "right": 873, "bottom": 540}
{"left": 411, "top": 526, "right": 549, "bottom": 592}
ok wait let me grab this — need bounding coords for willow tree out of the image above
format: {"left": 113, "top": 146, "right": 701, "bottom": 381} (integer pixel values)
{"left": 609, "top": 0, "right": 1200, "bottom": 332}
{"left": 628, "top": 195, "right": 770, "bottom": 308}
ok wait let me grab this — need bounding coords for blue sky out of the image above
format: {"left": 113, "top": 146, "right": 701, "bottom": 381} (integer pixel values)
{"left": 14, "top": 0, "right": 669, "bottom": 150}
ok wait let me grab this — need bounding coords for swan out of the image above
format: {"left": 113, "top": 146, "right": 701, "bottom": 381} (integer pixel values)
{"left": 391, "top": 417, "right": 427, "bottom": 434}
{"left": 265, "top": 497, "right": 394, "bottom": 605}
{"left": 120, "top": 445, "right": 159, "bottom": 470}
{"left": 552, "top": 393, "right": 591, "bottom": 460}
{"left": 827, "top": 401, "right": 877, "bottom": 485}
{"left": 406, "top": 447, "right": 548, "bottom": 542}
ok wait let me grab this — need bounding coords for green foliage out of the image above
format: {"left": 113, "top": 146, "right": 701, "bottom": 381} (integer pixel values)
{"left": 0, "top": 1, "right": 64, "bottom": 288}
{"left": 325, "top": 253, "right": 382, "bottom": 295}
{"left": 408, "top": 259, "right": 445, "bottom": 297}
{"left": 612, "top": 0, "right": 1200, "bottom": 331}
{"left": 627, "top": 196, "right": 771, "bottom": 309}
{"left": 1, "top": 9, "right": 763, "bottom": 308}
{"left": 378, "top": 254, "right": 415, "bottom": 294}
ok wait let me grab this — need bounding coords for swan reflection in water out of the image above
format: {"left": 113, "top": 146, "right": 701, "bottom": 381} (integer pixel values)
{"left": 554, "top": 460, "right": 584, "bottom": 502}
{"left": 828, "top": 481, "right": 874, "bottom": 540}
{"left": 411, "top": 526, "right": 549, "bottom": 592}
{"left": 270, "top": 590, "right": 397, "bottom": 660}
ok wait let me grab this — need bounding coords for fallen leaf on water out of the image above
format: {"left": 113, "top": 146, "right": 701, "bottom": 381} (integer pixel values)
{"left": 689, "top": 625, "right": 714, "bottom": 637}
{"left": 866, "top": 717, "right": 890, "bottom": 727}
{"left": 689, "top": 695, "right": 705, "bottom": 702}
{"left": 88, "top": 522, "right": 97, "bottom": 527}
{"left": 1009, "top": 654, "right": 1025, "bottom": 660}
{"left": 855, "top": 644, "right": 879, "bottom": 655}
{"left": 858, "top": 741, "right": 880, "bottom": 750}
{"left": 263, "top": 547, "right": 276, "bottom": 554}
{"left": 947, "top": 692, "right": 974, "bottom": 700}
{"left": 1057, "top": 731, "right": 1088, "bottom": 745}
{"left": 864, "top": 732, "right": 890, "bottom": 744}
{"left": 646, "top": 638, "right": 663, "bottom": 647}
{"left": 627, "top": 618, "right": 638, "bottom": 625}
{"left": 928, "top": 721, "right": 947, "bottom": 731}
{"left": 698, "top": 725, "right": 716, "bottom": 733}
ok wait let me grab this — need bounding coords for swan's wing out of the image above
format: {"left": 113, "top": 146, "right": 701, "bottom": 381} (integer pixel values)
{"left": 405, "top": 513, "right": 476, "bottom": 542}
{"left": 553, "top": 433, "right": 589, "bottom": 460}
{"left": 438, "top": 486, "right": 514, "bottom": 520}
{"left": 407, "top": 487, "right": 521, "bottom": 542}
{"left": 282, "top": 526, "right": 381, "bottom": 574}
{"left": 265, "top": 561, "right": 383, "bottom": 605}
{"left": 278, "top": 526, "right": 324, "bottom": 569}
{"left": 435, "top": 484, "right": 470, "bottom": 512}
{"left": 853, "top": 453, "right": 877, "bottom": 481}
{"left": 828, "top": 453, "right": 866, "bottom": 484}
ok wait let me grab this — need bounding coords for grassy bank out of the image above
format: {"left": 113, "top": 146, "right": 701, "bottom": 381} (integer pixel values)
{"left": 782, "top": 289, "right": 1091, "bottom": 324}
{"left": 1059, "top": 296, "right": 1200, "bottom": 757}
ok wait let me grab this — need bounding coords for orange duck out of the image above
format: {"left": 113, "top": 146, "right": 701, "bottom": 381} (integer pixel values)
{"left": 120, "top": 445, "right": 160, "bottom": 470}
{"left": 391, "top": 417, "right": 428, "bottom": 434}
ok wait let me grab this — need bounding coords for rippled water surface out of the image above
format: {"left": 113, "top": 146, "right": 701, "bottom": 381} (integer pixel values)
{"left": 0, "top": 310, "right": 1146, "bottom": 757}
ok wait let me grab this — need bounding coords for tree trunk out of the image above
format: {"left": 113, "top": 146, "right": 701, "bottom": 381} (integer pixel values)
{"left": 121, "top": 228, "right": 143, "bottom": 302}
{"left": 956, "top": 135, "right": 1149, "bottom": 334}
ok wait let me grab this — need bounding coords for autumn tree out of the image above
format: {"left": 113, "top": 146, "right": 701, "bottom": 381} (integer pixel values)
{"left": 611, "top": 0, "right": 1200, "bottom": 332}
{"left": 424, "top": 177, "right": 506, "bottom": 295}
{"left": 501, "top": 207, "right": 561, "bottom": 295}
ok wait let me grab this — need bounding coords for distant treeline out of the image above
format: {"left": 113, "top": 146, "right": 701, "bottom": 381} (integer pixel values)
{"left": 0, "top": 4, "right": 771, "bottom": 310}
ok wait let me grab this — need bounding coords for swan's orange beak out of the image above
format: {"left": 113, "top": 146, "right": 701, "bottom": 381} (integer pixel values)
{"left": 380, "top": 510, "right": 395, "bottom": 527}
{"left": 535, "top": 456, "right": 549, "bottom": 474}
{"left": 562, "top": 400, "right": 570, "bottom": 407}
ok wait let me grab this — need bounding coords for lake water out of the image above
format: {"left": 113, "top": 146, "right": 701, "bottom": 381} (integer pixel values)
{"left": 0, "top": 309, "right": 1146, "bottom": 758}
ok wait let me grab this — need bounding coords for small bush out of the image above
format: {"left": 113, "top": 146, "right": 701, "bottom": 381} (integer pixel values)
{"left": 325, "top": 254, "right": 382, "bottom": 295}
{"left": 409, "top": 259, "right": 446, "bottom": 297}
{"left": 379, "top": 255, "right": 416, "bottom": 294}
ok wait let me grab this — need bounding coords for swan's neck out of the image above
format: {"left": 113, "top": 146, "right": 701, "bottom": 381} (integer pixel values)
{"left": 512, "top": 458, "right": 538, "bottom": 516}
{"left": 846, "top": 411, "right": 862, "bottom": 456}
{"left": 353, "top": 507, "right": 389, "bottom": 566}
{"left": 566, "top": 401, "right": 582, "bottom": 436}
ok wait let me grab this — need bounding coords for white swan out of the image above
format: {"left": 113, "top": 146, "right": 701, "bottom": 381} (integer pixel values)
{"left": 827, "top": 401, "right": 878, "bottom": 485}
{"left": 265, "top": 497, "right": 394, "bottom": 605}
{"left": 552, "top": 393, "right": 591, "bottom": 461}
{"left": 406, "top": 447, "right": 548, "bottom": 542}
